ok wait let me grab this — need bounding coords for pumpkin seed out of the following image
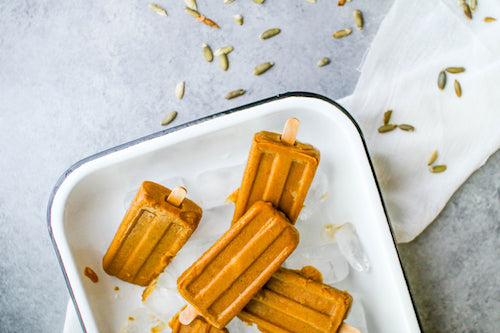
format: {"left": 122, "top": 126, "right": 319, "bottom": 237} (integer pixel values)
{"left": 233, "top": 14, "right": 243, "bottom": 25}
{"left": 462, "top": 3, "right": 472, "bottom": 19}
{"left": 353, "top": 10, "right": 364, "bottom": 30}
{"left": 398, "top": 124, "right": 415, "bottom": 132}
{"left": 202, "top": 17, "right": 219, "bottom": 29}
{"left": 454, "top": 79, "right": 462, "bottom": 97}
{"left": 175, "top": 81, "right": 185, "bottom": 99}
{"left": 317, "top": 57, "right": 330, "bottom": 67}
{"left": 185, "top": 0, "right": 197, "bottom": 11}
{"left": 214, "top": 46, "right": 233, "bottom": 56}
{"left": 333, "top": 28, "right": 352, "bottom": 39}
{"left": 253, "top": 0, "right": 265, "bottom": 4}
{"left": 260, "top": 28, "right": 281, "bottom": 40}
{"left": 253, "top": 62, "right": 274, "bottom": 75}
{"left": 202, "top": 43, "right": 213, "bottom": 62}
{"left": 161, "top": 111, "right": 177, "bottom": 126}
{"left": 438, "top": 70, "right": 446, "bottom": 90}
{"left": 148, "top": 4, "right": 168, "bottom": 17}
{"left": 219, "top": 53, "right": 228, "bottom": 71}
{"left": 225, "top": 89, "right": 246, "bottom": 99}
{"left": 428, "top": 150, "right": 438, "bottom": 166}
{"left": 383, "top": 110, "right": 392, "bottom": 125}
{"left": 484, "top": 17, "right": 496, "bottom": 22}
{"left": 469, "top": 0, "right": 477, "bottom": 12}
{"left": 445, "top": 67, "right": 466, "bottom": 73}
{"left": 338, "top": 0, "right": 346, "bottom": 6}
{"left": 430, "top": 165, "right": 447, "bottom": 173}
{"left": 378, "top": 124, "right": 397, "bottom": 133}
{"left": 184, "top": 6, "right": 200, "bottom": 18}
{"left": 224, "top": 0, "right": 234, "bottom": 3}
{"left": 305, "top": 0, "right": 316, "bottom": 3}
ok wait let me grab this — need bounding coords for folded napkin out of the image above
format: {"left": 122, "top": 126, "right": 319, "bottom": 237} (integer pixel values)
{"left": 339, "top": 0, "right": 500, "bottom": 242}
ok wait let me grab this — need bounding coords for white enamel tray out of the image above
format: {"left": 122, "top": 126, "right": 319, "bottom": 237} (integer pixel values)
{"left": 48, "top": 92, "right": 421, "bottom": 333}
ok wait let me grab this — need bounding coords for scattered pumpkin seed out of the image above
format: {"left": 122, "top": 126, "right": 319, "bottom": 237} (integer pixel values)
{"left": 260, "top": 28, "right": 281, "bottom": 40}
{"left": 353, "top": 10, "right": 364, "bottom": 30}
{"left": 219, "top": 53, "right": 229, "bottom": 71}
{"left": 484, "top": 17, "right": 496, "bottom": 22}
{"left": 469, "top": 0, "right": 477, "bottom": 12}
{"left": 253, "top": 0, "right": 265, "bottom": 4}
{"left": 378, "top": 124, "right": 397, "bottom": 133}
{"left": 317, "top": 57, "right": 330, "bottom": 67}
{"left": 184, "top": 6, "right": 200, "bottom": 18}
{"left": 175, "top": 81, "right": 185, "bottom": 99}
{"left": 454, "top": 79, "right": 462, "bottom": 97}
{"left": 430, "top": 165, "right": 447, "bottom": 173}
{"left": 202, "top": 43, "right": 213, "bottom": 62}
{"left": 462, "top": 3, "right": 472, "bottom": 19}
{"left": 202, "top": 16, "right": 219, "bottom": 29}
{"left": 214, "top": 46, "right": 233, "bottom": 56}
{"left": 445, "top": 67, "right": 466, "bottom": 73}
{"left": 161, "top": 111, "right": 177, "bottom": 126}
{"left": 383, "top": 110, "right": 392, "bottom": 125}
{"left": 225, "top": 89, "right": 246, "bottom": 99}
{"left": 428, "top": 150, "right": 438, "bottom": 166}
{"left": 224, "top": 0, "right": 234, "bottom": 3}
{"left": 253, "top": 62, "right": 274, "bottom": 75}
{"left": 398, "top": 124, "right": 415, "bottom": 132}
{"left": 338, "top": 0, "right": 346, "bottom": 6}
{"left": 185, "top": 0, "right": 197, "bottom": 11}
{"left": 148, "top": 4, "right": 168, "bottom": 17}
{"left": 333, "top": 28, "right": 352, "bottom": 39}
{"left": 305, "top": 0, "right": 316, "bottom": 3}
{"left": 438, "top": 70, "right": 447, "bottom": 90}
{"left": 233, "top": 14, "right": 243, "bottom": 25}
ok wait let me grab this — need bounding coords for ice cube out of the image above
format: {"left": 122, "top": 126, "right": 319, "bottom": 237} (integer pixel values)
{"left": 345, "top": 293, "right": 369, "bottom": 333}
{"left": 226, "top": 318, "right": 259, "bottom": 333}
{"left": 120, "top": 307, "right": 167, "bottom": 333}
{"left": 298, "top": 167, "right": 328, "bottom": 221}
{"left": 284, "top": 243, "right": 349, "bottom": 284}
{"left": 195, "top": 164, "right": 245, "bottom": 209}
{"left": 335, "top": 223, "right": 370, "bottom": 272}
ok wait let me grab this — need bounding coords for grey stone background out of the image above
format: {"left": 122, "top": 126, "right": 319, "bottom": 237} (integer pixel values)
{"left": 0, "top": 0, "right": 498, "bottom": 332}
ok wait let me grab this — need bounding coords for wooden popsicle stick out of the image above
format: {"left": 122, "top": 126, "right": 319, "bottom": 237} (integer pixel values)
{"left": 179, "top": 304, "right": 199, "bottom": 325}
{"left": 281, "top": 117, "right": 300, "bottom": 145}
{"left": 339, "top": 322, "right": 362, "bottom": 333}
{"left": 166, "top": 186, "right": 187, "bottom": 207}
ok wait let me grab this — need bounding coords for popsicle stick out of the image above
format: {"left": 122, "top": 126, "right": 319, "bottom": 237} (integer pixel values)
{"left": 339, "top": 322, "right": 362, "bottom": 333}
{"left": 281, "top": 117, "right": 300, "bottom": 145}
{"left": 179, "top": 304, "right": 199, "bottom": 325}
{"left": 166, "top": 186, "right": 187, "bottom": 207}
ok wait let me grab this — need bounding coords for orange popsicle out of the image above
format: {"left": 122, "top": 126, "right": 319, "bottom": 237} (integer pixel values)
{"left": 103, "top": 181, "right": 202, "bottom": 286}
{"left": 169, "top": 307, "right": 229, "bottom": 333}
{"left": 177, "top": 201, "right": 299, "bottom": 329}
{"left": 232, "top": 118, "right": 320, "bottom": 224}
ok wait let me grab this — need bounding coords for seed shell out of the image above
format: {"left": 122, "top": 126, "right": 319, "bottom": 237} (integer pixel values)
{"left": 260, "top": 28, "right": 281, "bottom": 40}
{"left": 378, "top": 124, "right": 397, "bottom": 133}
{"left": 398, "top": 124, "right": 415, "bottom": 132}
{"left": 219, "top": 53, "right": 229, "bottom": 71}
{"left": 430, "top": 165, "right": 447, "bottom": 173}
{"left": 333, "top": 28, "right": 352, "bottom": 39}
{"left": 317, "top": 57, "right": 330, "bottom": 67}
{"left": 438, "top": 70, "right": 447, "bottom": 90}
{"left": 469, "top": 0, "right": 477, "bottom": 12}
{"left": 454, "top": 79, "right": 462, "bottom": 97}
{"left": 445, "top": 67, "right": 466, "bottom": 73}
{"left": 161, "top": 111, "right": 177, "bottom": 126}
{"left": 184, "top": 7, "right": 200, "bottom": 18}
{"left": 233, "top": 14, "right": 243, "bottom": 25}
{"left": 185, "top": 0, "right": 197, "bottom": 11}
{"left": 253, "top": 62, "right": 274, "bottom": 75}
{"left": 484, "top": 17, "right": 497, "bottom": 22}
{"left": 175, "top": 81, "right": 185, "bottom": 99}
{"left": 383, "top": 110, "right": 392, "bottom": 125}
{"left": 202, "top": 43, "right": 213, "bottom": 62}
{"left": 353, "top": 10, "right": 364, "bottom": 30}
{"left": 462, "top": 3, "right": 472, "bottom": 19}
{"left": 225, "top": 89, "right": 246, "bottom": 100}
{"left": 428, "top": 150, "right": 438, "bottom": 166}
{"left": 214, "top": 46, "right": 233, "bottom": 56}
{"left": 148, "top": 4, "right": 168, "bottom": 17}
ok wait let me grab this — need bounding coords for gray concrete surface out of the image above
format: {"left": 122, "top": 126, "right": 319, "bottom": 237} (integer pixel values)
{"left": 0, "top": 0, "right": 498, "bottom": 332}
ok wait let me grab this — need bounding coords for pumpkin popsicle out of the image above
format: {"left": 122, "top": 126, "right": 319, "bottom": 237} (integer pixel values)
{"left": 103, "top": 181, "right": 202, "bottom": 286}
{"left": 169, "top": 307, "right": 229, "bottom": 333}
{"left": 238, "top": 266, "right": 359, "bottom": 333}
{"left": 177, "top": 201, "right": 299, "bottom": 329}
{"left": 232, "top": 118, "right": 320, "bottom": 225}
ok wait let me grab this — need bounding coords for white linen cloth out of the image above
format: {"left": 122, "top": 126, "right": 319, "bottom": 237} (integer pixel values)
{"left": 63, "top": 0, "right": 500, "bottom": 330}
